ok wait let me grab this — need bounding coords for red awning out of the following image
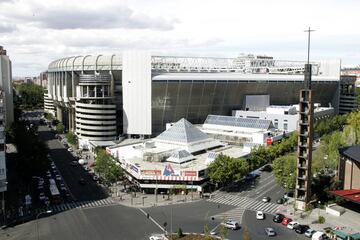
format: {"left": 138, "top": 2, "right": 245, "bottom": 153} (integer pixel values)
{"left": 328, "top": 189, "right": 360, "bottom": 204}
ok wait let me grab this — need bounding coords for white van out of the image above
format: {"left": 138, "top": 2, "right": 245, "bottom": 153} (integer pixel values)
{"left": 312, "top": 231, "right": 327, "bottom": 240}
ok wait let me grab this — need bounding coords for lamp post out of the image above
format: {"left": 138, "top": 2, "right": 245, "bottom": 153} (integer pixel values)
{"left": 36, "top": 210, "right": 52, "bottom": 240}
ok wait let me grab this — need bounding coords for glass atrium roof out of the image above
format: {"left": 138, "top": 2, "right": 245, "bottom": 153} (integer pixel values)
{"left": 156, "top": 118, "right": 209, "bottom": 144}
{"left": 204, "top": 115, "right": 274, "bottom": 130}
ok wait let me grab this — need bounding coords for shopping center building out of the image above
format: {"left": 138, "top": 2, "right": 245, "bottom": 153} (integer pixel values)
{"left": 106, "top": 118, "right": 248, "bottom": 192}
{"left": 45, "top": 52, "right": 346, "bottom": 149}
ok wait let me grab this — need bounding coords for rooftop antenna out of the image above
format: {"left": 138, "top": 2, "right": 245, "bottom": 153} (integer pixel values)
{"left": 304, "top": 27, "right": 315, "bottom": 64}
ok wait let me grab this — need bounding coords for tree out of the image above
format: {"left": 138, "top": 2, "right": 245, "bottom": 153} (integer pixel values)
{"left": 95, "top": 149, "right": 123, "bottom": 183}
{"left": 177, "top": 228, "right": 184, "bottom": 238}
{"left": 15, "top": 83, "right": 44, "bottom": 109}
{"left": 8, "top": 121, "right": 50, "bottom": 181}
{"left": 44, "top": 112, "right": 54, "bottom": 121}
{"left": 208, "top": 154, "right": 249, "bottom": 186}
{"left": 272, "top": 155, "right": 297, "bottom": 190}
{"left": 66, "top": 131, "right": 78, "bottom": 146}
{"left": 56, "top": 123, "right": 65, "bottom": 134}
{"left": 219, "top": 222, "right": 228, "bottom": 240}
{"left": 203, "top": 224, "right": 212, "bottom": 240}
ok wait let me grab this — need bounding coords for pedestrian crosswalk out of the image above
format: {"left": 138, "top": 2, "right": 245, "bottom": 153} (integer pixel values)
{"left": 34, "top": 198, "right": 116, "bottom": 215}
{"left": 208, "top": 194, "right": 279, "bottom": 214}
{"left": 212, "top": 207, "right": 246, "bottom": 223}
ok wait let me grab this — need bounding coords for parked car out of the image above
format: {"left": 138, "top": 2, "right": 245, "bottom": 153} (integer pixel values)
{"left": 78, "top": 178, "right": 86, "bottom": 185}
{"left": 305, "top": 228, "right": 316, "bottom": 238}
{"left": 265, "top": 227, "right": 276, "bottom": 237}
{"left": 46, "top": 171, "right": 52, "bottom": 178}
{"left": 284, "top": 191, "right": 294, "bottom": 199}
{"left": 281, "top": 217, "right": 292, "bottom": 226}
{"left": 260, "top": 164, "right": 272, "bottom": 172}
{"left": 70, "top": 161, "right": 78, "bottom": 166}
{"left": 276, "top": 198, "right": 286, "bottom": 204}
{"left": 287, "top": 221, "right": 299, "bottom": 230}
{"left": 83, "top": 166, "right": 90, "bottom": 172}
{"left": 92, "top": 175, "right": 99, "bottom": 181}
{"left": 256, "top": 211, "right": 265, "bottom": 220}
{"left": 67, "top": 148, "right": 73, "bottom": 152}
{"left": 262, "top": 196, "right": 270, "bottom": 202}
{"left": 149, "top": 235, "right": 164, "bottom": 240}
{"left": 39, "top": 192, "right": 46, "bottom": 201}
{"left": 221, "top": 220, "right": 240, "bottom": 230}
{"left": 273, "top": 213, "right": 285, "bottom": 223}
{"left": 55, "top": 175, "right": 62, "bottom": 181}
{"left": 294, "top": 224, "right": 310, "bottom": 234}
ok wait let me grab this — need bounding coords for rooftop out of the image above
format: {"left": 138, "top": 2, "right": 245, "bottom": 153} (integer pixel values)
{"left": 204, "top": 115, "right": 274, "bottom": 130}
{"left": 339, "top": 145, "right": 360, "bottom": 163}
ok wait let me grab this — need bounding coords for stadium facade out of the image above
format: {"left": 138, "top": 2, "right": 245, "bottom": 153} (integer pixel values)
{"left": 45, "top": 52, "right": 345, "bottom": 149}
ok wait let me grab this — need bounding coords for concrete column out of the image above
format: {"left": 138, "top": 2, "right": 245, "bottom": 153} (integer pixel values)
{"left": 72, "top": 71, "right": 75, "bottom": 97}
{"left": 56, "top": 106, "right": 62, "bottom": 122}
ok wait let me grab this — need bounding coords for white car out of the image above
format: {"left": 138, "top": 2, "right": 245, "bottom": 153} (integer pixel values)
{"left": 287, "top": 221, "right": 299, "bottom": 229}
{"left": 221, "top": 220, "right": 240, "bottom": 230}
{"left": 256, "top": 211, "right": 265, "bottom": 220}
{"left": 55, "top": 175, "right": 62, "bottom": 181}
{"left": 67, "top": 148, "right": 73, "bottom": 152}
{"left": 149, "top": 235, "right": 164, "bottom": 240}
{"left": 39, "top": 192, "right": 46, "bottom": 201}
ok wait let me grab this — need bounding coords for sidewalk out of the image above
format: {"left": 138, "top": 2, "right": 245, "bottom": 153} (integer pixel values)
{"left": 110, "top": 190, "right": 202, "bottom": 208}
{"left": 279, "top": 201, "right": 360, "bottom": 235}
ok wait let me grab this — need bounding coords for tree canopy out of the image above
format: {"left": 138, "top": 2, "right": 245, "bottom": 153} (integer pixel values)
{"left": 15, "top": 83, "right": 44, "bottom": 109}
{"left": 95, "top": 149, "right": 123, "bottom": 184}
{"left": 272, "top": 154, "right": 297, "bottom": 190}
{"left": 208, "top": 154, "right": 249, "bottom": 185}
{"left": 7, "top": 120, "right": 49, "bottom": 181}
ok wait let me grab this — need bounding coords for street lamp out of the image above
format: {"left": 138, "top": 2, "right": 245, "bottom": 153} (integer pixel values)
{"left": 36, "top": 210, "right": 52, "bottom": 240}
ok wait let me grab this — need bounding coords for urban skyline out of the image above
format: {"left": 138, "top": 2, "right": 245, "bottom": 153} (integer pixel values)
{"left": 0, "top": 0, "right": 360, "bottom": 77}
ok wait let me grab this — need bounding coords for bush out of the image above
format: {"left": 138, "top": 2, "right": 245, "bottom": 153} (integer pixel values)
{"left": 66, "top": 132, "right": 77, "bottom": 146}
{"left": 56, "top": 123, "right": 65, "bottom": 134}
{"left": 318, "top": 215, "right": 325, "bottom": 224}
{"left": 177, "top": 228, "right": 184, "bottom": 238}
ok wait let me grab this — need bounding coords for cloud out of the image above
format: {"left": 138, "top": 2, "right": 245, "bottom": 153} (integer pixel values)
{"left": 0, "top": 22, "right": 16, "bottom": 32}
{"left": 16, "top": 5, "right": 177, "bottom": 31}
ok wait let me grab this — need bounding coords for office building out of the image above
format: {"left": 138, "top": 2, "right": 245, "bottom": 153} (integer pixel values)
{"left": 0, "top": 46, "right": 14, "bottom": 193}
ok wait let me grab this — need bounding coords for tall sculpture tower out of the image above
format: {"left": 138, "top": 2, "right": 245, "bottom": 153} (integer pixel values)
{"left": 295, "top": 28, "right": 315, "bottom": 211}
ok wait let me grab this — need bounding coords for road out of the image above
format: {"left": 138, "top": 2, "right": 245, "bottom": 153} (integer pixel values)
{"left": 23, "top": 110, "right": 108, "bottom": 202}
{"left": 1, "top": 205, "right": 160, "bottom": 240}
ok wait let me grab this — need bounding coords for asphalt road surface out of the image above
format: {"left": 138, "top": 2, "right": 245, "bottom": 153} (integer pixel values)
{"left": 242, "top": 210, "right": 307, "bottom": 240}
{"left": 37, "top": 124, "right": 108, "bottom": 201}
{"left": 1, "top": 205, "right": 160, "bottom": 240}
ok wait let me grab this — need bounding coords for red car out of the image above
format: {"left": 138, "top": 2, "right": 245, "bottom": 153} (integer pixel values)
{"left": 281, "top": 217, "right": 292, "bottom": 226}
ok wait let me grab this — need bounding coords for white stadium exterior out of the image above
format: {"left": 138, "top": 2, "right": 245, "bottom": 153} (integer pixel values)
{"left": 45, "top": 52, "right": 352, "bottom": 149}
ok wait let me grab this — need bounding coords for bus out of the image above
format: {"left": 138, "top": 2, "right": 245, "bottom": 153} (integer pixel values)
{"left": 49, "top": 179, "right": 61, "bottom": 204}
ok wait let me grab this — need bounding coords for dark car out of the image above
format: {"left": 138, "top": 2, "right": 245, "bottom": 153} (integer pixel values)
{"left": 273, "top": 213, "right": 285, "bottom": 223}
{"left": 260, "top": 164, "right": 272, "bottom": 172}
{"left": 294, "top": 224, "right": 310, "bottom": 234}
{"left": 276, "top": 198, "right": 286, "bottom": 204}
{"left": 78, "top": 178, "right": 86, "bottom": 185}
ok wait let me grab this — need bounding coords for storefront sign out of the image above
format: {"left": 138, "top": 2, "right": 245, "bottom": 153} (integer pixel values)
{"left": 182, "top": 170, "right": 197, "bottom": 177}
{"left": 163, "top": 163, "right": 180, "bottom": 176}
{"left": 141, "top": 170, "right": 161, "bottom": 176}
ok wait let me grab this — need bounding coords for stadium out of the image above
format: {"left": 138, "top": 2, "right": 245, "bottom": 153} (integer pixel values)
{"left": 45, "top": 52, "right": 343, "bottom": 149}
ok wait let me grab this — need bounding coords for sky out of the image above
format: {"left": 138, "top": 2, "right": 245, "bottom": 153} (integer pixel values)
{"left": 0, "top": 0, "right": 359, "bottom": 77}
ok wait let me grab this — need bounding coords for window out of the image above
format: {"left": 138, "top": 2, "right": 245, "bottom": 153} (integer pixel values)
{"left": 274, "top": 119, "right": 278, "bottom": 129}
{"left": 284, "top": 123, "right": 288, "bottom": 130}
